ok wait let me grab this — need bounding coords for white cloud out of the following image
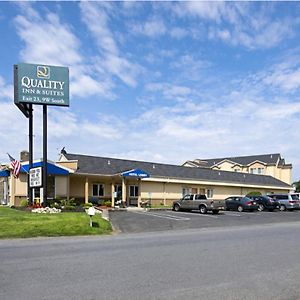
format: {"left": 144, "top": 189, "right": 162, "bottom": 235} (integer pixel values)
{"left": 14, "top": 13, "right": 82, "bottom": 66}
{"left": 70, "top": 73, "right": 114, "bottom": 99}
{"left": 131, "top": 17, "right": 167, "bottom": 37}
{"left": 146, "top": 82, "right": 193, "bottom": 102}
{"left": 263, "top": 67, "right": 300, "bottom": 92}
{"left": 80, "top": 1, "right": 142, "bottom": 87}
{"left": 173, "top": 2, "right": 296, "bottom": 49}
{"left": 171, "top": 55, "right": 212, "bottom": 80}
{"left": 14, "top": 3, "right": 114, "bottom": 99}
{"left": 170, "top": 27, "right": 189, "bottom": 39}
{"left": 0, "top": 77, "right": 28, "bottom": 163}
{"left": 174, "top": 1, "right": 228, "bottom": 23}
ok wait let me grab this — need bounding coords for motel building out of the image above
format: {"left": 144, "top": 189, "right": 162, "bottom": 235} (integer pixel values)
{"left": 0, "top": 150, "right": 292, "bottom": 207}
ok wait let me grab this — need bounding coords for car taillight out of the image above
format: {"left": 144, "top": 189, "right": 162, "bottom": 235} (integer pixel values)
{"left": 289, "top": 200, "right": 296, "bottom": 204}
{"left": 245, "top": 201, "right": 252, "bottom": 206}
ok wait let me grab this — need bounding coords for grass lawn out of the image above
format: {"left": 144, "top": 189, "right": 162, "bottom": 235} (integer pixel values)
{"left": 0, "top": 206, "right": 112, "bottom": 239}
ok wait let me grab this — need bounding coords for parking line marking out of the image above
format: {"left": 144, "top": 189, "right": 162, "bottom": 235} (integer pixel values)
{"left": 133, "top": 211, "right": 190, "bottom": 221}
{"left": 173, "top": 211, "right": 219, "bottom": 219}
{"left": 223, "top": 212, "right": 242, "bottom": 217}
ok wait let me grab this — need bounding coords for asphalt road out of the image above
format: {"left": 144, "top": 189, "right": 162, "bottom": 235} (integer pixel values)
{"left": 1, "top": 221, "right": 300, "bottom": 300}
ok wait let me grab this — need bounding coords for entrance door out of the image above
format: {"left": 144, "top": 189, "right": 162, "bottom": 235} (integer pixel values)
{"left": 114, "top": 185, "right": 122, "bottom": 205}
{"left": 129, "top": 185, "right": 139, "bottom": 206}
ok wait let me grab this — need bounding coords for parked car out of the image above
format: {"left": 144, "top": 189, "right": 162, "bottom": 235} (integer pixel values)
{"left": 172, "top": 194, "right": 222, "bottom": 214}
{"left": 267, "top": 194, "right": 300, "bottom": 211}
{"left": 225, "top": 196, "right": 258, "bottom": 212}
{"left": 247, "top": 195, "right": 279, "bottom": 211}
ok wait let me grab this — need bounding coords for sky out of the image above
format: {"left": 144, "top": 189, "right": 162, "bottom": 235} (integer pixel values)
{"left": 1, "top": 1, "right": 300, "bottom": 181}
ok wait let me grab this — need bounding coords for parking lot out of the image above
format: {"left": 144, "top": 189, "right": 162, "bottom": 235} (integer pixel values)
{"left": 109, "top": 209, "right": 300, "bottom": 234}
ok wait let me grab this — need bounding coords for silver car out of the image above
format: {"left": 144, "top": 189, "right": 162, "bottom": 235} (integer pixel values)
{"left": 268, "top": 194, "right": 300, "bottom": 211}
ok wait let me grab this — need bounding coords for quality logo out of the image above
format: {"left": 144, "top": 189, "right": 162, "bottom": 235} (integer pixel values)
{"left": 37, "top": 66, "right": 50, "bottom": 79}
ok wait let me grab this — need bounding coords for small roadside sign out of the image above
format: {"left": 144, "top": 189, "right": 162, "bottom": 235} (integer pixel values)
{"left": 29, "top": 167, "right": 42, "bottom": 188}
{"left": 87, "top": 207, "right": 96, "bottom": 227}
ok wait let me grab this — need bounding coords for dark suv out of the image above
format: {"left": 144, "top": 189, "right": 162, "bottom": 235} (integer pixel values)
{"left": 247, "top": 195, "right": 279, "bottom": 211}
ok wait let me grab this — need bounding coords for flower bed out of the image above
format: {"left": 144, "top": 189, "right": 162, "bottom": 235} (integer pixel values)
{"left": 31, "top": 207, "right": 61, "bottom": 214}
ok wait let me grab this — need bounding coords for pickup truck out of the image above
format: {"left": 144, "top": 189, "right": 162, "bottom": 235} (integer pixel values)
{"left": 172, "top": 194, "right": 224, "bottom": 214}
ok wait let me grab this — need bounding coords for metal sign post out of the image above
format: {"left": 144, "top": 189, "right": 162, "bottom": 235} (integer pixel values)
{"left": 28, "top": 104, "right": 33, "bottom": 205}
{"left": 43, "top": 105, "right": 47, "bottom": 205}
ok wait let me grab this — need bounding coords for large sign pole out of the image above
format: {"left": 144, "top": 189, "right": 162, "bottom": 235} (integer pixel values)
{"left": 28, "top": 104, "right": 33, "bottom": 204}
{"left": 43, "top": 105, "right": 47, "bottom": 205}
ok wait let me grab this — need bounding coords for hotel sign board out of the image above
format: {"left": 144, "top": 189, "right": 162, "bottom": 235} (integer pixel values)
{"left": 121, "top": 169, "right": 150, "bottom": 178}
{"left": 29, "top": 166, "right": 42, "bottom": 188}
{"left": 14, "top": 63, "right": 69, "bottom": 107}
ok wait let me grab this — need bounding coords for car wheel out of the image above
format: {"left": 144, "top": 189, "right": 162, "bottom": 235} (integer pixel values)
{"left": 237, "top": 205, "right": 244, "bottom": 212}
{"left": 279, "top": 205, "right": 286, "bottom": 211}
{"left": 258, "top": 204, "right": 264, "bottom": 212}
{"left": 173, "top": 204, "right": 180, "bottom": 212}
{"left": 212, "top": 210, "right": 219, "bottom": 214}
{"left": 199, "top": 205, "right": 207, "bottom": 214}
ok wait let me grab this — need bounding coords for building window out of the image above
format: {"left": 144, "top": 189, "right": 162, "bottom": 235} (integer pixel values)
{"left": 191, "top": 188, "right": 198, "bottom": 194}
{"left": 92, "top": 184, "right": 104, "bottom": 197}
{"left": 250, "top": 168, "right": 264, "bottom": 175}
{"left": 129, "top": 185, "right": 139, "bottom": 197}
{"left": 234, "top": 168, "right": 240, "bottom": 172}
{"left": 207, "top": 189, "right": 214, "bottom": 198}
{"left": 182, "top": 187, "right": 191, "bottom": 196}
{"left": 257, "top": 168, "right": 264, "bottom": 174}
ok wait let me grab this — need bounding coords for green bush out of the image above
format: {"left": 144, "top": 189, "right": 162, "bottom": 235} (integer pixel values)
{"left": 103, "top": 200, "right": 112, "bottom": 207}
{"left": 20, "top": 199, "right": 29, "bottom": 207}
{"left": 64, "top": 205, "right": 76, "bottom": 210}
{"left": 82, "top": 202, "right": 93, "bottom": 209}
{"left": 246, "top": 191, "right": 262, "bottom": 196}
{"left": 61, "top": 198, "right": 76, "bottom": 208}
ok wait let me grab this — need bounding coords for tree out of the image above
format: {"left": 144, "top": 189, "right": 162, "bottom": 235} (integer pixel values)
{"left": 246, "top": 191, "right": 262, "bottom": 196}
{"left": 292, "top": 180, "right": 300, "bottom": 192}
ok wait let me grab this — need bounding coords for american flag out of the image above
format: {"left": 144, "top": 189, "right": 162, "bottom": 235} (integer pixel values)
{"left": 7, "top": 153, "right": 21, "bottom": 178}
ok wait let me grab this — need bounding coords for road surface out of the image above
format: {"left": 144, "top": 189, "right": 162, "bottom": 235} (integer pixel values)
{"left": 1, "top": 222, "right": 300, "bottom": 299}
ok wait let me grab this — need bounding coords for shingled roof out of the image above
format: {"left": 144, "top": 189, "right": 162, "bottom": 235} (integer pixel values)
{"left": 62, "top": 153, "right": 290, "bottom": 188}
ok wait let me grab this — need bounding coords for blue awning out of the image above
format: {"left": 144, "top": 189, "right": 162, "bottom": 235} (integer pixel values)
{"left": 0, "top": 170, "right": 10, "bottom": 177}
{"left": 21, "top": 162, "right": 69, "bottom": 175}
{"left": 121, "top": 168, "right": 150, "bottom": 178}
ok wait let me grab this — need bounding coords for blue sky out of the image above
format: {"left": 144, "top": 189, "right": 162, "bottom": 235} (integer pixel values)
{"left": 1, "top": 1, "right": 300, "bottom": 181}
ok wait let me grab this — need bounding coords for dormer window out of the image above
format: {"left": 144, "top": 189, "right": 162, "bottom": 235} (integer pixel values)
{"left": 250, "top": 168, "right": 264, "bottom": 175}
